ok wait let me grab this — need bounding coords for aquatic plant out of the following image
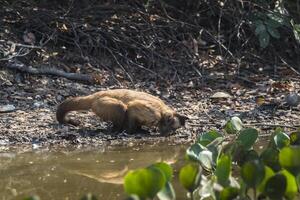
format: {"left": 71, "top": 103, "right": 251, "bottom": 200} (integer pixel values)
{"left": 123, "top": 117, "right": 300, "bottom": 200}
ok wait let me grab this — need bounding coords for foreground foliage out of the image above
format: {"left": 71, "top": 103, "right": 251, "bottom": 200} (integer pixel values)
{"left": 123, "top": 117, "right": 300, "bottom": 200}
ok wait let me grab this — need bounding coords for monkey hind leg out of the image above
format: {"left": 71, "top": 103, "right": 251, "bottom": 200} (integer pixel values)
{"left": 91, "top": 97, "right": 127, "bottom": 132}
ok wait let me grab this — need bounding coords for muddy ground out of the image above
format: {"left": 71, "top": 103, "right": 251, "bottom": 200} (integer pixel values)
{"left": 0, "top": 67, "right": 300, "bottom": 150}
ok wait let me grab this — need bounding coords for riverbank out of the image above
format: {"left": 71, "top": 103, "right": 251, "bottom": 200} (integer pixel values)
{"left": 1, "top": 68, "right": 299, "bottom": 149}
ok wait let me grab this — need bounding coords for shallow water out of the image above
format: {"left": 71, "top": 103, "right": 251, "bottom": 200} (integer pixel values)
{"left": 0, "top": 143, "right": 188, "bottom": 200}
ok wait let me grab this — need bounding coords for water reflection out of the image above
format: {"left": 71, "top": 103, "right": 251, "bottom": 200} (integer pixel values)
{"left": 0, "top": 143, "right": 188, "bottom": 200}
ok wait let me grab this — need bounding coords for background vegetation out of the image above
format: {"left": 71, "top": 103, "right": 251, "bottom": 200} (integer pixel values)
{"left": 1, "top": 0, "right": 300, "bottom": 84}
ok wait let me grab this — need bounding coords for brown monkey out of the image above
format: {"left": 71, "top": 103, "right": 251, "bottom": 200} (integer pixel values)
{"left": 56, "top": 89, "right": 188, "bottom": 135}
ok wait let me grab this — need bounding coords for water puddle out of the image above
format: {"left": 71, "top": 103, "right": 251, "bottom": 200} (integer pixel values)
{"left": 0, "top": 136, "right": 271, "bottom": 200}
{"left": 0, "top": 143, "right": 188, "bottom": 200}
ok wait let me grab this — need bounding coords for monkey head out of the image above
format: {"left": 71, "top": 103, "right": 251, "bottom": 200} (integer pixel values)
{"left": 159, "top": 112, "right": 189, "bottom": 135}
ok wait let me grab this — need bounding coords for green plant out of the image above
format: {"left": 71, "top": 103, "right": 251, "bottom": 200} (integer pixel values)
{"left": 124, "top": 162, "right": 175, "bottom": 200}
{"left": 252, "top": 12, "right": 285, "bottom": 48}
{"left": 123, "top": 116, "right": 300, "bottom": 200}
{"left": 291, "top": 20, "right": 300, "bottom": 44}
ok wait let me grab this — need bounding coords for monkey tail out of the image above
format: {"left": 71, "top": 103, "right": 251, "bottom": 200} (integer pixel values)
{"left": 56, "top": 95, "right": 94, "bottom": 126}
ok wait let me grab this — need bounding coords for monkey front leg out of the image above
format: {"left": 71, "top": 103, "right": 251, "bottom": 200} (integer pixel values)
{"left": 124, "top": 116, "right": 142, "bottom": 134}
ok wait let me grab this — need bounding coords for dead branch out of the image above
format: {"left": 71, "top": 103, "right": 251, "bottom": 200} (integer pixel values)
{"left": 5, "top": 60, "right": 95, "bottom": 83}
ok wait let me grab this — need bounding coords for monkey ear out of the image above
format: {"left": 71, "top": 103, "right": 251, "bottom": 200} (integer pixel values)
{"left": 176, "top": 114, "right": 189, "bottom": 126}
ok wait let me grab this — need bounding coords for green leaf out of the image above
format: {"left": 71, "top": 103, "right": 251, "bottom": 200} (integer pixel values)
{"left": 149, "top": 162, "right": 173, "bottom": 181}
{"left": 296, "top": 174, "right": 300, "bottom": 191}
{"left": 179, "top": 163, "right": 201, "bottom": 192}
{"left": 255, "top": 24, "right": 266, "bottom": 36}
{"left": 258, "top": 31, "right": 270, "bottom": 48}
{"left": 199, "top": 150, "right": 214, "bottom": 170}
{"left": 267, "top": 13, "right": 286, "bottom": 27}
{"left": 157, "top": 182, "right": 176, "bottom": 200}
{"left": 253, "top": 19, "right": 263, "bottom": 26}
{"left": 267, "top": 26, "right": 280, "bottom": 39}
{"left": 260, "top": 148, "right": 281, "bottom": 171}
{"left": 224, "top": 117, "right": 243, "bottom": 134}
{"left": 215, "top": 154, "right": 231, "bottom": 187}
{"left": 236, "top": 149, "right": 260, "bottom": 167}
{"left": 124, "top": 168, "right": 166, "bottom": 199}
{"left": 279, "top": 146, "right": 300, "bottom": 175}
{"left": 241, "top": 160, "right": 265, "bottom": 188}
{"left": 291, "top": 20, "right": 300, "bottom": 44}
{"left": 197, "top": 130, "right": 222, "bottom": 146}
{"left": 266, "top": 18, "right": 282, "bottom": 28}
{"left": 186, "top": 144, "right": 215, "bottom": 171}
{"left": 23, "top": 196, "right": 40, "bottom": 200}
{"left": 218, "top": 187, "right": 239, "bottom": 200}
{"left": 289, "top": 129, "right": 300, "bottom": 145}
{"left": 186, "top": 143, "right": 204, "bottom": 162}
{"left": 291, "top": 21, "right": 300, "bottom": 32}
{"left": 150, "top": 163, "right": 175, "bottom": 200}
{"left": 273, "top": 130, "right": 290, "bottom": 149}
{"left": 206, "top": 140, "right": 223, "bottom": 169}
{"left": 236, "top": 128, "right": 258, "bottom": 150}
{"left": 258, "top": 166, "right": 275, "bottom": 193}
{"left": 279, "top": 170, "right": 298, "bottom": 200}
{"left": 264, "top": 174, "right": 287, "bottom": 199}
{"left": 244, "top": 150, "right": 259, "bottom": 162}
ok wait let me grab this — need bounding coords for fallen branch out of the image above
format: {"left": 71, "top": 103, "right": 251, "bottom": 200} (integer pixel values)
{"left": 5, "top": 60, "right": 94, "bottom": 83}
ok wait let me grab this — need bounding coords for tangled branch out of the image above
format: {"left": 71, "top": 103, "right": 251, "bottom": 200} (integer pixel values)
{"left": 1, "top": 0, "right": 299, "bottom": 83}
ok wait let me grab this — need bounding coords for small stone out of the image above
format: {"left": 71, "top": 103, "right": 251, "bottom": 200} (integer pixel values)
{"left": 0, "top": 139, "right": 9, "bottom": 145}
{"left": 56, "top": 95, "right": 63, "bottom": 101}
{"left": 35, "top": 95, "right": 41, "bottom": 100}
{"left": 33, "top": 101, "right": 44, "bottom": 108}
{"left": 285, "top": 93, "right": 300, "bottom": 107}
{"left": 188, "top": 81, "right": 194, "bottom": 88}
{"left": 0, "top": 104, "right": 16, "bottom": 113}
{"left": 32, "top": 143, "right": 40, "bottom": 149}
{"left": 210, "top": 92, "right": 232, "bottom": 99}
